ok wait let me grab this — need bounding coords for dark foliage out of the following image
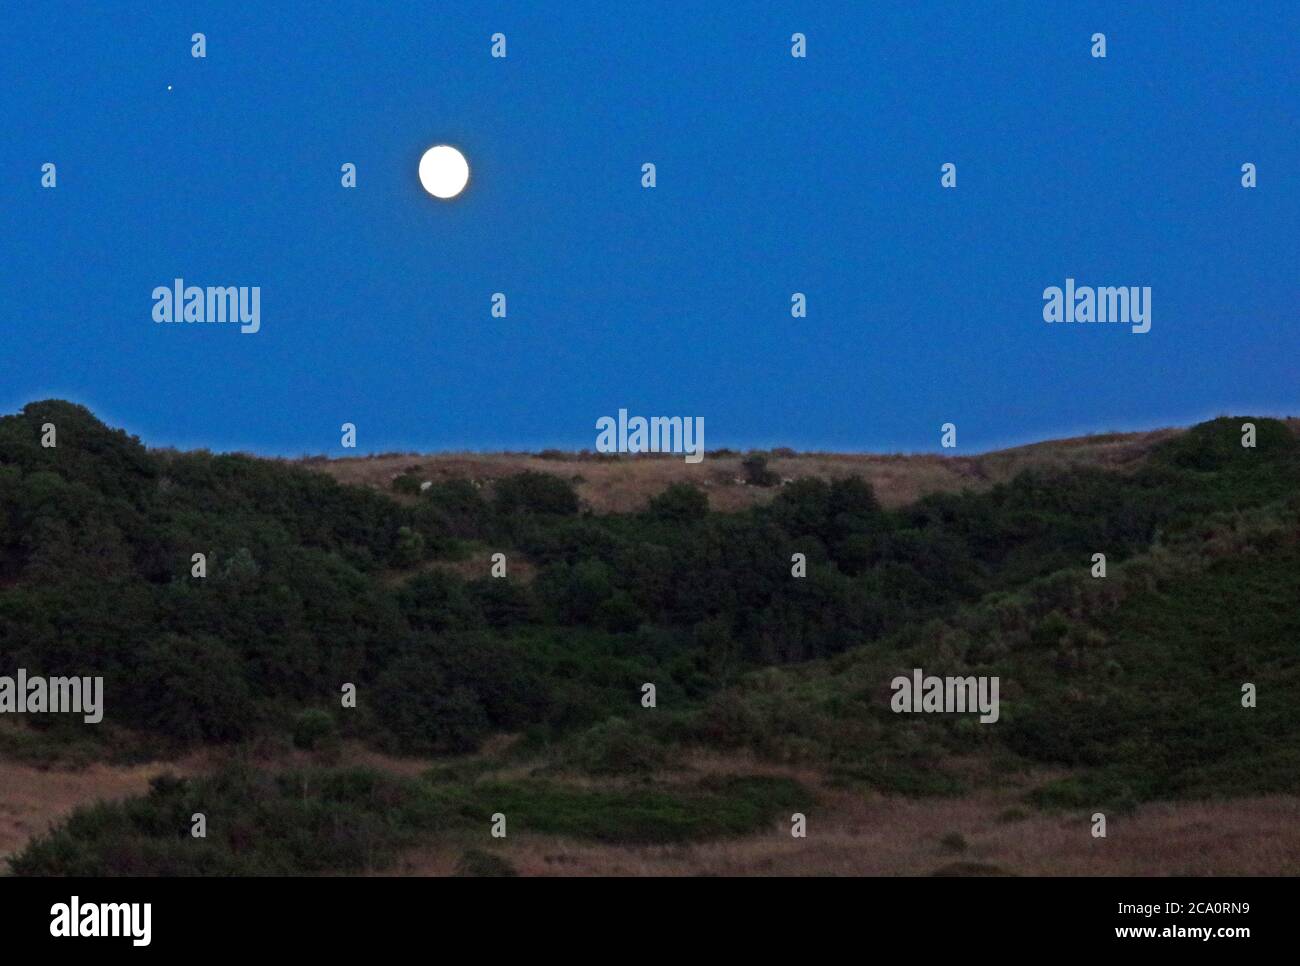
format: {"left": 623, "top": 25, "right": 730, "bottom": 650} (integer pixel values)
{"left": 1, "top": 402, "right": 1295, "bottom": 763}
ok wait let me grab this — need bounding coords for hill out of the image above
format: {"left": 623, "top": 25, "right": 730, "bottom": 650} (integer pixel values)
{"left": 1, "top": 401, "right": 1298, "bottom": 875}
{"left": 299, "top": 427, "right": 1187, "bottom": 513}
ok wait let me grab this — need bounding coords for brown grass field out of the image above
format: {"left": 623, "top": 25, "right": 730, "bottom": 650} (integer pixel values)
{"left": 6, "top": 743, "right": 1297, "bottom": 876}
{"left": 294, "top": 428, "right": 1185, "bottom": 513}
{"left": 391, "top": 791, "right": 1300, "bottom": 877}
{"left": 0, "top": 756, "right": 198, "bottom": 865}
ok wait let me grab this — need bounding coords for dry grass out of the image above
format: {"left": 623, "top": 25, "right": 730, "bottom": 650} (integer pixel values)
{"left": 0, "top": 741, "right": 433, "bottom": 865}
{"left": 389, "top": 782, "right": 1300, "bottom": 877}
{"left": 6, "top": 744, "right": 1297, "bottom": 876}
{"left": 374, "top": 751, "right": 1300, "bottom": 876}
{"left": 0, "top": 755, "right": 203, "bottom": 864}
{"left": 296, "top": 427, "right": 1185, "bottom": 514}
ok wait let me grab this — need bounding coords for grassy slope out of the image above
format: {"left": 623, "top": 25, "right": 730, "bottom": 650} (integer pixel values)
{"left": 6, "top": 412, "right": 1299, "bottom": 875}
{"left": 668, "top": 501, "right": 1300, "bottom": 810}
{"left": 13, "top": 499, "right": 1298, "bottom": 875}
{"left": 299, "top": 426, "right": 1184, "bottom": 512}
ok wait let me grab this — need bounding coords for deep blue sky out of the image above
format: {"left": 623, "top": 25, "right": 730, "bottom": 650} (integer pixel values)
{"left": 2, "top": 2, "right": 1295, "bottom": 456}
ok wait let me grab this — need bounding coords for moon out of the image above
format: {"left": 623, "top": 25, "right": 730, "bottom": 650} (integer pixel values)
{"left": 418, "top": 145, "right": 470, "bottom": 199}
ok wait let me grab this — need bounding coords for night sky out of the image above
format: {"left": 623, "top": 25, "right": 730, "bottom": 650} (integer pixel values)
{"left": 3, "top": 1, "right": 1295, "bottom": 455}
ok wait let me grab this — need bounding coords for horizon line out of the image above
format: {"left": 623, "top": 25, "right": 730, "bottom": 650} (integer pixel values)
{"left": 6, "top": 396, "right": 1298, "bottom": 463}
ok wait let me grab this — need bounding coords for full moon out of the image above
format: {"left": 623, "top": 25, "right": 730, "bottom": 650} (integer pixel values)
{"left": 418, "top": 145, "right": 469, "bottom": 199}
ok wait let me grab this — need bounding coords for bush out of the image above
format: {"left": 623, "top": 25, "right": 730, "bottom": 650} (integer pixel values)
{"left": 493, "top": 472, "right": 580, "bottom": 516}
{"left": 392, "top": 525, "right": 425, "bottom": 566}
{"left": 460, "top": 775, "right": 809, "bottom": 845}
{"left": 570, "top": 718, "right": 668, "bottom": 775}
{"left": 1153, "top": 416, "right": 1296, "bottom": 473}
{"left": 392, "top": 474, "right": 423, "bottom": 495}
{"left": 416, "top": 479, "right": 490, "bottom": 538}
{"left": 647, "top": 483, "right": 709, "bottom": 523}
{"left": 124, "top": 634, "right": 256, "bottom": 744}
{"left": 939, "top": 831, "right": 968, "bottom": 853}
{"left": 373, "top": 656, "right": 490, "bottom": 755}
{"left": 455, "top": 849, "right": 518, "bottom": 876}
{"left": 292, "top": 709, "right": 338, "bottom": 752}
{"left": 741, "top": 454, "right": 779, "bottom": 487}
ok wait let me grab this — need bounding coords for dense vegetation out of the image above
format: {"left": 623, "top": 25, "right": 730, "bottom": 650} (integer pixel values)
{"left": 8, "top": 764, "right": 804, "bottom": 875}
{"left": 3, "top": 400, "right": 1297, "bottom": 873}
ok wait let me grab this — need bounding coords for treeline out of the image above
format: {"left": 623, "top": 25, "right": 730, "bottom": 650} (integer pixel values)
{"left": 0, "top": 400, "right": 1295, "bottom": 759}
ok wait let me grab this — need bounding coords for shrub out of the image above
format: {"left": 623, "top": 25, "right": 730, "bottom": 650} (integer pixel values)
{"left": 124, "top": 634, "right": 255, "bottom": 744}
{"left": 939, "top": 831, "right": 968, "bottom": 853}
{"left": 392, "top": 525, "right": 425, "bottom": 566}
{"left": 455, "top": 849, "right": 518, "bottom": 876}
{"left": 570, "top": 718, "right": 668, "bottom": 775}
{"left": 373, "top": 655, "right": 490, "bottom": 755}
{"left": 392, "top": 474, "right": 423, "bottom": 495}
{"left": 493, "top": 472, "right": 580, "bottom": 516}
{"left": 647, "top": 483, "right": 709, "bottom": 522}
{"left": 741, "top": 454, "right": 779, "bottom": 487}
{"left": 292, "top": 709, "right": 338, "bottom": 752}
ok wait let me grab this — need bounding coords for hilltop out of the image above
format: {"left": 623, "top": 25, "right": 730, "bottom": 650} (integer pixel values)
{"left": 302, "top": 426, "right": 1195, "bottom": 513}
